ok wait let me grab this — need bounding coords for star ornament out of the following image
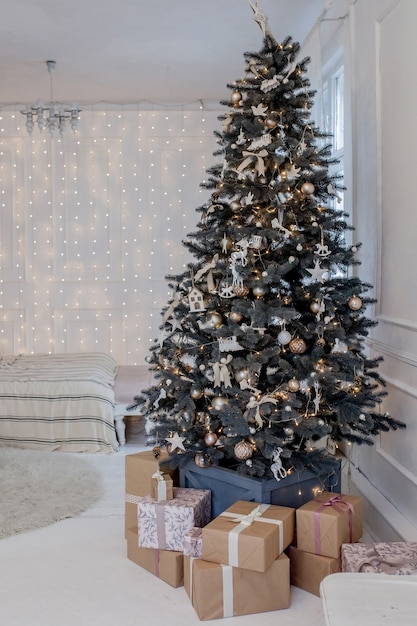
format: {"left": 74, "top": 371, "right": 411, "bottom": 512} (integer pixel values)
{"left": 166, "top": 431, "right": 186, "bottom": 452}
{"left": 306, "top": 259, "right": 328, "bottom": 283}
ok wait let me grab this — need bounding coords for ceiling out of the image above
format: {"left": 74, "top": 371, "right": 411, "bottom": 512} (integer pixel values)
{"left": 0, "top": 0, "right": 337, "bottom": 108}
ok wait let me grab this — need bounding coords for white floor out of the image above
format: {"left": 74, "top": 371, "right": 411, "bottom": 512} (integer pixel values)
{"left": 0, "top": 420, "right": 327, "bottom": 626}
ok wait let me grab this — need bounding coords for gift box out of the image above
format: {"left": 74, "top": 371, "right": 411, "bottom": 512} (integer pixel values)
{"left": 126, "top": 527, "right": 184, "bottom": 587}
{"left": 202, "top": 500, "right": 294, "bottom": 573}
{"left": 287, "top": 544, "right": 341, "bottom": 597}
{"left": 342, "top": 542, "right": 417, "bottom": 575}
{"left": 183, "top": 527, "right": 203, "bottom": 558}
{"left": 296, "top": 491, "right": 362, "bottom": 559}
{"left": 125, "top": 450, "right": 177, "bottom": 535}
{"left": 150, "top": 470, "right": 174, "bottom": 502}
{"left": 184, "top": 553, "right": 290, "bottom": 620}
{"left": 138, "top": 487, "right": 211, "bottom": 552}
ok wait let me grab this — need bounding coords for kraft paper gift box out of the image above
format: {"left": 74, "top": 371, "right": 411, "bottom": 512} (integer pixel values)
{"left": 183, "top": 527, "right": 203, "bottom": 558}
{"left": 287, "top": 544, "right": 341, "bottom": 597}
{"left": 150, "top": 470, "right": 174, "bottom": 502}
{"left": 126, "top": 527, "right": 184, "bottom": 588}
{"left": 138, "top": 487, "right": 211, "bottom": 552}
{"left": 184, "top": 554, "right": 290, "bottom": 621}
{"left": 201, "top": 500, "right": 294, "bottom": 573}
{"left": 125, "top": 450, "right": 177, "bottom": 535}
{"left": 342, "top": 542, "right": 417, "bottom": 575}
{"left": 296, "top": 491, "right": 363, "bottom": 559}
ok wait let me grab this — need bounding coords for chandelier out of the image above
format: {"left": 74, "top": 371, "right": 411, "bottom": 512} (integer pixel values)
{"left": 21, "top": 60, "right": 81, "bottom": 137}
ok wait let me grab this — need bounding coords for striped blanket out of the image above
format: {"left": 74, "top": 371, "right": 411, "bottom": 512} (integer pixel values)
{"left": 0, "top": 352, "right": 119, "bottom": 453}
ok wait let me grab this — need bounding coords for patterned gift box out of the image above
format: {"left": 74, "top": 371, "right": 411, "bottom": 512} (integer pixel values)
{"left": 138, "top": 487, "right": 211, "bottom": 552}
{"left": 150, "top": 470, "right": 174, "bottom": 502}
{"left": 184, "top": 554, "right": 290, "bottom": 620}
{"left": 296, "top": 491, "right": 362, "bottom": 559}
{"left": 287, "top": 544, "right": 341, "bottom": 597}
{"left": 183, "top": 527, "right": 203, "bottom": 558}
{"left": 342, "top": 542, "right": 417, "bottom": 575}
{"left": 202, "top": 500, "right": 294, "bottom": 573}
{"left": 126, "top": 527, "right": 184, "bottom": 588}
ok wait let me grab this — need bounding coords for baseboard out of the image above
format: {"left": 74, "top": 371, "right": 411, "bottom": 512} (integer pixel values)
{"left": 341, "top": 457, "right": 417, "bottom": 542}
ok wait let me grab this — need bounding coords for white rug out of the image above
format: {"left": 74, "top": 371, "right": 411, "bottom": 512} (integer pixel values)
{"left": 0, "top": 446, "right": 104, "bottom": 539}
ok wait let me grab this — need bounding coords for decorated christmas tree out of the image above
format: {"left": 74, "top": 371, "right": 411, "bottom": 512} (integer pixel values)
{"left": 130, "top": 2, "right": 404, "bottom": 481}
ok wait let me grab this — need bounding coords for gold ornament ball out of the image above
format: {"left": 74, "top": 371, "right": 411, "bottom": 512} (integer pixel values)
{"left": 230, "top": 310, "right": 243, "bottom": 322}
{"left": 194, "top": 452, "right": 210, "bottom": 468}
{"left": 287, "top": 377, "right": 300, "bottom": 392}
{"left": 234, "top": 440, "right": 253, "bottom": 460}
{"left": 253, "top": 285, "right": 267, "bottom": 297}
{"left": 204, "top": 431, "right": 218, "bottom": 447}
{"left": 289, "top": 338, "right": 307, "bottom": 354}
{"left": 230, "top": 199, "right": 242, "bottom": 213}
{"left": 277, "top": 330, "right": 292, "bottom": 345}
{"left": 348, "top": 296, "right": 363, "bottom": 311}
{"left": 190, "top": 386, "right": 203, "bottom": 400}
{"left": 301, "top": 181, "right": 315, "bottom": 195}
{"left": 264, "top": 114, "right": 278, "bottom": 129}
{"left": 234, "top": 368, "right": 248, "bottom": 383}
{"left": 231, "top": 90, "right": 242, "bottom": 106}
{"left": 310, "top": 301, "right": 322, "bottom": 314}
{"left": 211, "top": 395, "right": 229, "bottom": 411}
{"left": 207, "top": 311, "right": 223, "bottom": 328}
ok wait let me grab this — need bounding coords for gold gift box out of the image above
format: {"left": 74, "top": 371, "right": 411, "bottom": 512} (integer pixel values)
{"left": 126, "top": 527, "right": 183, "bottom": 588}
{"left": 125, "top": 450, "right": 177, "bottom": 535}
{"left": 150, "top": 473, "right": 174, "bottom": 502}
{"left": 296, "top": 491, "right": 363, "bottom": 559}
{"left": 287, "top": 544, "right": 341, "bottom": 597}
{"left": 202, "top": 500, "right": 294, "bottom": 573}
{"left": 184, "top": 554, "right": 290, "bottom": 620}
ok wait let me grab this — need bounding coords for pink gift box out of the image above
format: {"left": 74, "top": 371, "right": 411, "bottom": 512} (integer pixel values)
{"left": 138, "top": 487, "right": 211, "bottom": 552}
{"left": 183, "top": 527, "right": 203, "bottom": 558}
{"left": 342, "top": 542, "right": 417, "bottom": 575}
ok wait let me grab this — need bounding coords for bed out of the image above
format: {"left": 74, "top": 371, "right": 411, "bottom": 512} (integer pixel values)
{"left": 0, "top": 352, "right": 121, "bottom": 453}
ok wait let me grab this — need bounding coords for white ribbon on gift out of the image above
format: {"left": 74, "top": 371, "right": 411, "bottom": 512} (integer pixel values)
{"left": 220, "top": 503, "right": 283, "bottom": 566}
{"left": 152, "top": 470, "right": 167, "bottom": 501}
{"left": 188, "top": 557, "right": 234, "bottom": 618}
{"left": 221, "top": 565, "right": 234, "bottom": 618}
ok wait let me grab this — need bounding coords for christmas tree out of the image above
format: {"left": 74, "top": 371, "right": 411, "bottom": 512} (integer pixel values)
{"left": 130, "top": 2, "right": 404, "bottom": 481}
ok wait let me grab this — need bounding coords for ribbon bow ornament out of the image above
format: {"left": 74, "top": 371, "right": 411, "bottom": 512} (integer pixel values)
{"left": 246, "top": 394, "right": 278, "bottom": 428}
{"left": 231, "top": 504, "right": 262, "bottom": 527}
{"left": 152, "top": 470, "right": 164, "bottom": 481}
{"left": 236, "top": 149, "right": 268, "bottom": 179}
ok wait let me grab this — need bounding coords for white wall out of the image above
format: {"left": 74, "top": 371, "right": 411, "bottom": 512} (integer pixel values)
{"left": 0, "top": 106, "right": 220, "bottom": 365}
{"left": 346, "top": 0, "right": 417, "bottom": 539}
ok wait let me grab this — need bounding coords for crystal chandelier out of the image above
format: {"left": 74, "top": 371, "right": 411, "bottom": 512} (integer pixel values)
{"left": 21, "top": 60, "right": 81, "bottom": 137}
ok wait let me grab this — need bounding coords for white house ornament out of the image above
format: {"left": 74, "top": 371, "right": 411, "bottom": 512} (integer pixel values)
{"left": 188, "top": 287, "right": 206, "bottom": 312}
